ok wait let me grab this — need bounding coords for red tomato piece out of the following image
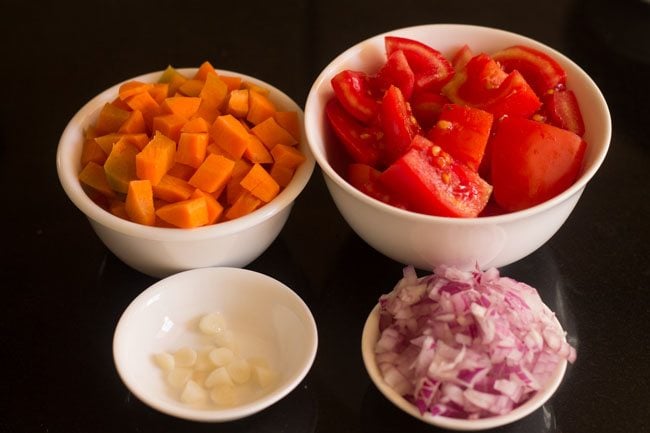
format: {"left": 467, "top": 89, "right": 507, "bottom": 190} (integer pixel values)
{"left": 347, "top": 163, "right": 407, "bottom": 208}
{"left": 385, "top": 36, "right": 455, "bottom": 93}
{"left": 372, "top": 49, "right": 415, "bottom": 100}
{"left": 542, "top": 89, "right": 586, "bottom": 136}
{"left": 426, "top": 104, "right": 494, "bottom": 172}
{"left": 490, "top": 116, "right": 587, "bottom": 211}
{"left": 325, "top": 98, "right": 382, "bottom": 166}
{"left": 380, "top": 85, "right": 421, "bottom": 165}
{"left": 331, "top": 70, "right": 379, "bottom": 124}
{"left": 410, "top": 91, "right": 450, "bottom": 130}
{"left": 380, "top": 135, "right": 493, "bottom": 218}
{"left": 492, "top": 45, "right": 567, "bottom": 96}
{"left": 443, "top": 53, "right": 541, "bottom": 118}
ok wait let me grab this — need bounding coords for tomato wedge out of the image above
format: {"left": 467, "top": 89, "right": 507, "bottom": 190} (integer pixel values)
{"left": 385, "top": 36, "right": 454, "bottom": 93}
{"left": 410, "top": 91, "right": 450, "bottom": 130}
{"left": 325, "top": 98, "right": 382, "bottom": 166}
{"left": 347, "top": 163, "right": 407, "bottom": 208}
{"left": 542, "top": 89, "right": 585, "bottom": 136}
{"left": 372, "top": 49, "right": 416, "bottom": 100}
{"left": 331, "top": 70, "right": 379, "bottom": 124}
{"left": 492, "top": 45, "right": 567, "bottom": 96}
{"left": 490, "top": 116, "right": 586, "bottom": 211}
{"left": 380, "top": 135, "right": 492, "bottom": 218}
{"left": 380, "top": 85, "right": 421, "bottom": 165}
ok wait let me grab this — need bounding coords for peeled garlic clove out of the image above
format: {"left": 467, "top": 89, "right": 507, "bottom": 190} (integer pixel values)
{"left": 194, "top": 346, "right": 216, "bottom": 372}
{"left": 210, "top": 383, "right": 237, "bottom": 406}
{"left": 199, "top": 312, "right": 226, "bottom": 335}
{"left": 226, "top": 358, "right": 251, "bottom": 384}
{"left": 180, "top": 380, "right": 207, "bottom": 404}
{"left": 204, "top": 366, "right": 234, "bottom": 388}
{"left": 209, "top": 347, "right": 235, "bottom": 367}
{"left": 212, "top": 329, "right": 237, "bottom": 351}
{"left": 153, "top": 352, "right": 175, "bottom": 371}
{"left": 174, "top": 347, "right": 197, "bottom": 367}
{"left": 253, "top": 364, "right": 277, "bottom": 388}
{"left": 167, "top": 367, "right": 193, "bottom": 389}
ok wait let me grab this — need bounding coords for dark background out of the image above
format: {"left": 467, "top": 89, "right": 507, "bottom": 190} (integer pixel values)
{"left": 1, "top": 0, "right": 649, "bottom": 432}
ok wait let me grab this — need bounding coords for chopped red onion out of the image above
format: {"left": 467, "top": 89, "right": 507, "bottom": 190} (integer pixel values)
{"left": 375, "top": 265, "right": 576, "bottom": 419}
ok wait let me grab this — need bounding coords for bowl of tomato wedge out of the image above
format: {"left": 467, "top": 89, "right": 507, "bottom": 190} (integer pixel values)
{"left": 304, "top": 24, "right": 611, "bottom": 271}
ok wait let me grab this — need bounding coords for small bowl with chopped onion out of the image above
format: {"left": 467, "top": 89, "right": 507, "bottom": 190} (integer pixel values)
{"left": 361, "top": 265, "right": 575, "bottom": 430}
{"left": 112, "top": 267, "right": 318, "bottom": 422}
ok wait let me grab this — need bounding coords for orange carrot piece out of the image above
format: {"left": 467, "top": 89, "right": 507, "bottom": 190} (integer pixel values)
{"left": 190, "top": 189, "right": 224, "bottom": 224}
{"left": 103, "top": 139, "right": 139, "bottom": 194}
{"left": 162, "top": 96, "right": 201, "bottom": 119}
{"left": 244, "top": 134, "right": 273, "bottom": 164}
{"left": 120, "top": 133, "right": 150, "bottom": 151}
{"left": 111, "top": 96, "right": 132, "bottom": 111}
{"left": 135, "top": 131, "right": 176, "bottom": 185}
{"left": 125, "top": 91, "right": 161, "bottom": 128}
{"left": 224, "top": 190, "right": 262, "bottom": 220}
{"left": 243, "top": 81, "right": 270, "bottom": 96}
{"left": 226, "top": 159, "right": 252, "bottom": 205}
{"left": 156, "top": 197, "right": 209, "bottom": 228}
{"left": 273, "top": 111, "right": 301, "bottom": 141}
{"left": 179, "top": 79, "right": 204, "bottom": 97}
{"left": 152, "top": 113, "right": 186, "bottom": 142}
{"left": 210, "top": 114, "right": 252, "bottom": 160}
{"left": 95, "top": 103, "right": 131, "bottom": 134}
{"left": 167, "top": 162, "right": 196, "bottom": 181}
{"left": 200, "top": 73, "right": 229, "bottom": 111}
{"left": 81, "top": 138, "right": 107, "bottom": 167}
{"left": 250, "top": 117, "right": 298, "bottom": 148}
{"left": 219, "top": 75, "right": 243, "bottom": 92}
{"left": 194, "top": 61, "right": 217, "bottom": 81}
{"left": 125, "top": 179, "right": 155, "bottom": 226}
{"left": 176, "top": 132, "right": 208, "bottom": 168}
{"left": 227, "top": 89, "right": 249, "bottom": 118}
{"left": 206, "top": 142, "right": 227, "bottom": 157}
{"left": 118, "top": 110, "right": 147, "bottom": 134}
{"left": 246, "top": 90, "right": 276, "bottom": 125}
{"left": 270, "top": 163, "right": 295, "bottom": 188}
{"left": 94, "top": 133, "right": 123, "bottom": 155}
{"left": 189, "top": 153, "right": 235, "bottom": 193}
{"left": 240, "top": 163, "right": 280, "bottom": 202}
{"left": 79, "top": 161, "right": 116, "bottom": 198}
{"left": 181, "top": 116, "right": 210, "bottom": 133}
{"left": 119, "top": 81, "right": 152, "bottom": 100}
{"left": 148, "top": 83, "right": 170, "bottom": 104}
{"left": 152, "top": 174, "right": 195, "bottom": 202}
{"left": 109, "top": 199, "right": 129, "bottom": 220}
{"left": 159, "top": 65, "right": 189, "bottom": 96}
{"left": 270, "top": 143, "right": 306, "bottom": 168}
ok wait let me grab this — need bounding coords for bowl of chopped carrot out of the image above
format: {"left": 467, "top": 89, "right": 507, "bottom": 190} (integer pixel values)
{"left": 57, "top": 62, "right": 314, "bottom": 278}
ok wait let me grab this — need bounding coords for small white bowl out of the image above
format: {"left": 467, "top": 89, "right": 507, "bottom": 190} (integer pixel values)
{"left": 361, "top": 304, "right": 567, "bottom": 430}
{"left": 304, "top": 24, "right": 611, "bottom": 270}
{"left": 113, "top": 267, "right": 318, "bottom": 422}
{"left": 57, "top": 68, "right": 314, "bottom": 278}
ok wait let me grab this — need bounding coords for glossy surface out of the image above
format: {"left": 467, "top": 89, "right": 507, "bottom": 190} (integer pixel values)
{"left": 2, "top": 0, "right": 649, "bottom": 432}
{"left": 304, "top": 24, "right": 611, "bottom": 271}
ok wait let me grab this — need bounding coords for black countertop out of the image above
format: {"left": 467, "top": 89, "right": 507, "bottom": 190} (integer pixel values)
{"left": 1, "top": 0, "right": 649, "bottom": 432}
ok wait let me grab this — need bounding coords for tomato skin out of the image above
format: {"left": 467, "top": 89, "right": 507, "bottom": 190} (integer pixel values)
{"left": 542, "top": 89, "right": 586, "bottom": 136}
{"left": 372, "top": 49, "right": 415, "bottom": 100}
{"left": 426, "top": 103, "right": 493, "bottom": 171}
{"left": 490, "top": 116, "right": 587, "bottom": 211}
{"left": 385, "top": 36, "right": 455, "bottom": 93}
{"left": 380, "top": 135, "right": 492, "bottom": 218}
{"left": 492, "top": 45, "right": 567, "bottom": 96}
{"left": 380, "top": 85, "right": 421, "bottom": 165}
{"left": 325, "top": 98, "right": 382, "bottom": 166}
{"left": 410, "top": 91, "right": 450, "bottom": 130}
{"left": 347, "top": 163, "right": 407, "bottom": 208}
{"left": 331, "top": 70, "right": 379, "bottom": 123}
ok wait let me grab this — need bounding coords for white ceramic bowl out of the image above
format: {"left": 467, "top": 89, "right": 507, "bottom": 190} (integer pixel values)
{"left": 304, "top": 24, "right": 611, "bottom": 270}
{"left": 113, "top": 267, "right": 318, "bottom": 422}
{"left": 361, "top": 304, "right": 567, "bottom": 430}
{"left": 57, "top": 68, "right": 314, "bottom": 278}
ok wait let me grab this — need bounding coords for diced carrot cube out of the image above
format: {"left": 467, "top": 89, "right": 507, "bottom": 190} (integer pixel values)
{"left": 270, "top": 143, "right": 306, "bottom": 168}
{"left": 179, "top": 79, "right": 205, "bottom": 97}
{"left": 181, "top": 116, "right": 210, "bottom": 133}
{"left": 240, "top": 163, "right": 280, "bottom": 202}
{"left": 125, "top": 180, "right": 155, "bottom": 226}
{"left": 220, "top": 75, "right": 243, "bottom": 92}
{"left": 270, "top": 163, "right": 295, "bottom": 188}
{"left": 148, "top": 83, "right": 170, "bottom": 104}
{"left": 125, "top": 91, "right": 161, "bottom": 128}
{"left": 194, "top": 61, "right": 217, "bottom": 81}
{"left": 162, "top": 96, "right": 202, "bottom": 119}
{"left": 210, "top": 114, "right": 251, "bottom": 160}
{"left": 189, "top": 153, "right": 235, "bottom": 193}
{"left": 80, "top": 138, "right": 107, "bottom": 167}
{"left": 273, "top": 111, "right": 301, "bottom": 141}
{"left": 79, "top": 161, "right": 115, "bottom": 198}
{"left": 226, "top": 159, "right": 252, "bottom": 205}
{"left": 251, "top": 117, "right": 298, "bottom": 149}
{"left": 190, "top": 189, "right": 224, "bottom": 224}
{"left": 200, "top": 73, "right": 229, "bottom": 112}
{"left": 118, "top": 110, "right": 147, "bottom": 134}
{"left": 152, "top": 113, "right": 186, "bottom": 142}
{"left": 104, "top": 139, "right": 139, "bottom": 194}
{"left": 135, "top": 131, "right": 176, "bottom": 185}
{"left": 156, "top": 197, "right": 209, "bottom": 228}
{"left": 227, "top": 89, "right": 249, "bottom": 118}
{"left": 119, "top": 81, "right": 152, "bottom": 101}
{"left": 224, "top": 191, "right": 262, "bottom": 220}
{"left": 176, "top": 132, "right": 208, "bottom": 168}
{"left": 95, "top": 103, "right": 131, "bottom": 135}
{"left": 167, "top": 162, "right": 196, "bottom": 181}
{"left": 244, "top": 134, "right": 273, "bottom": 164}
{"left": 246, "top": 90, "right": 276, "bottom": 125}
{"left": 152, "top": 174, "right": 195, "bottom": 202}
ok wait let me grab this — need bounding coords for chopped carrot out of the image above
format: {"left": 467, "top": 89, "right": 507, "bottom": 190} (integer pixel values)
{"left": 159, "top": 65, "right": 188, "bottom": 96}
{"left": 206, "top": 142, "right": 227, "bottom": 157}
{"left": 219, "top": 75, "right": 243, "bottom": 92}
{"left": 156, "top": 197, "right": 209, "bottom": 228}
{"left": 224, "top": 190, "right": 262, "bottom": 220}
{"left": 95, "top": 103, "right": 131, "bottom": 134}
{"left": 178, "top": 79, "right": 204, "bottom": 97}
{"left": 111, "top": 96, "right": 132, "bottom": 111}
{"left": 103, "top": 139, "right": 139, "bottom": 194}
{"left": 79, "top": 161, "right": 116, "bottom": 198}
{"left": 176, "top": 132, "right": 208, "bottom": 168}
{"left": 246, "top": 90, "right": 276, "bottom": 125}
{"left": 135, "top": 131, "right": 176, "bottom": 185}
{"left": 120, "top": 133, "right": 150, "bottom": 151}
{"left": 250, "top": 117, "right": 298, "bottom": 148}
{"left": 242, "top": 81, "right": 270, "bottom": 96}
{"left": 167, "top": 162, "right": 196, "bottom": 181}
{"left": 125, "top": 180, "right": 155, "bottom": 226}
{"left": 191, "top": 189, "right": 224, "bottom": 224}
{"left": 200, "top": 73, "right": 229, "bottom": 112}
{"left": 244, "top": 134, "right": 273, "bottom": 164}
{"left": 210, "top": 114, "right": 251, "bottom": 160}
{"left": 188, "top": 153, "right": 235, "bottom": 193}
{"left": 181, "top": 116, "right": 210, "bottom": 133}
{"left": 125, "top": 91, "right": 161, "bottom": 128}
{"left": 119, "top": 81, "right": 152, "bottom": 101}
{"left": 148, "top": 83, "right": 170, "bottom": 105}
{"left": 152, "top": 174, "right": 195, "bottom": 202}
{"left": 194, "top": 61, "right": 217, "bottom": 81}
{"left": 94, "top": 133, "right": 122, "bottom": 155}
{"left": 227, "top": 89, "right": 249, "bottom": 118}
{"left": 152, "top": 113, "right": 186, "bottom": 142}
{"left": 109, "top": 198, "right": 129, "bottom": 220}
{"left": 269, "top": 163, "right": 295, "bottom": 188}
{"left": 226, "top": 159, "right": 252, "bottom": 205}
{"left": 81, "top": 138, "right": 107, "bottom": 167}
{"left": 240, "top": 163, "right": 280, "bottom": 202}
{"left": 162, "top": 96, "right": 202, "bottom": 119}
{"left": 270, "top": 143, "right": 306, "bottom": 168}
{"left": 273, "top": 111, "right": 301, "bottom": 141}
{"left": 118, "top": 110, "right": 147, "bottom": 134}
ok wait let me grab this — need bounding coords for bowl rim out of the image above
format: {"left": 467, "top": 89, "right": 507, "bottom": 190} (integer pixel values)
{"left": 112, "top": 266, "right": 319, "bottom": 422}
{"left": 57, "top": 68, "right": 315, "bottom": 241}
{"left": 304, "top": 23, "right": 611, "bottom": 226}
{"left": 361, "top": 303, "right": 568, "bottom": 430}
